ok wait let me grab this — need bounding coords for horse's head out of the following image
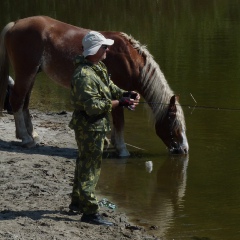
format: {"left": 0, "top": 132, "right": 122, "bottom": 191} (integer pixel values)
{"left": 155, "top": 95, "right": 189, "bottom": 154}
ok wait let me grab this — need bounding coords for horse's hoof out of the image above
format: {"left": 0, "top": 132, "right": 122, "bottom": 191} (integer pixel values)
{"left": 118, "top": 149, "right": 131, "bottom": 158}
{"left": 33, "top": 135, "right": 40, "bottom": 144}
{"left": 32, "top": 131, "right": 39, "bottom": 139}
{"left": 22, "top": 141, "right": 36, "bottom": 148}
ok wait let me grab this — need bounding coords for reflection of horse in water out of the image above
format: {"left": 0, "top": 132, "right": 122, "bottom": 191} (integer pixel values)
{"left": 99, "top": 155, "right": 189, "bottom": 238}
{"left": 152, "top": 155, "right": 189, "bottom": 237}
{"left": 156, "top": 155, "right": 188, "bottom": 206}
{"left": 0, "top": 16, "right": 189, "bottom": 156}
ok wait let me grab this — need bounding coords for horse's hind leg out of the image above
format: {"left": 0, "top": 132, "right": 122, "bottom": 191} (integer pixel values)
{"left": 23, "top": 108, "right": 39, "bottom": 142}
{"left": 11, "top": 76, "right": 37, "bottom": 148}
{"left": 111, "top": 107, "right": 130, "bottom": 157}
{"left": 14, "top": 109, "right": 36, "bottom": 148}
{"left": 22, "top": 85, "right": 39, "bottom": 141}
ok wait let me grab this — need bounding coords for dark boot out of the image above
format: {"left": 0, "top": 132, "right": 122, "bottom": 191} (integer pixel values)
{"left": 81, "top": 213, "right": 113, "bottom": 226}
{"left": 69, "top": 202, "right": 82, "bottom": 213}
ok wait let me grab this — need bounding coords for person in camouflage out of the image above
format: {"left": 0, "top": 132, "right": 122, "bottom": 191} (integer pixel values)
{"left": 69, "top": 31, "right": 140, "bottom": 226}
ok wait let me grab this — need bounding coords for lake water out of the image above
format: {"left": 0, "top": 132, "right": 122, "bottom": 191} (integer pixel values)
{"left": 1, "top": 1, "right": 240, "bottom": 239}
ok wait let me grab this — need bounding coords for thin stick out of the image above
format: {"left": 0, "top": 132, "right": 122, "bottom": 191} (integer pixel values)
{"left": 189, "top": 93, "right": 197, "bottom": 114}
{"left": 190, "top": 93, "right": 197, "bottom": 104}
{"left": 125, "top": 143, "right": 146, "bottom": 151}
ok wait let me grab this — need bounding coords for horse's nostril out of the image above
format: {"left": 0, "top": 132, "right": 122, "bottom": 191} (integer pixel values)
{"left": 183, "top": 148, "right": 188, "bottom": 154}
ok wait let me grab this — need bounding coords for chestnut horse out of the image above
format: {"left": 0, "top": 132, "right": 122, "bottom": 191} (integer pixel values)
{"left": 0, "top": 16, "right": 189, "bottom": 156}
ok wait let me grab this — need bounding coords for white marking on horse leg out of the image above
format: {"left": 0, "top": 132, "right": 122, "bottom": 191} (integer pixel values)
{"left": 23, "top": 109, "right": 39, "bottom": 142}
{"left": 14, "top": 109, "right": 35, "bottom": 148}
{"left": 8, "top": 76, "right": 15, "bottom": 87}
{"left": 111, "top": 127, "right": 130, "bottom": 157}
{"left": 32, "top": 131, "right": 39, "bottom": 142}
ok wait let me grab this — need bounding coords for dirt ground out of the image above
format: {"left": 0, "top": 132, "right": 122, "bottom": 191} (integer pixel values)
{"left": 0, "top": 109, "right": 159, "bottom": 240}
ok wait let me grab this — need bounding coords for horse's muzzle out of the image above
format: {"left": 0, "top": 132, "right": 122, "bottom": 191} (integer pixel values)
{"left": 169, "top": 141, "right": 188, "bottom": 155}
{"left": 169, "top": 147, "right": 188, "bottom": 154}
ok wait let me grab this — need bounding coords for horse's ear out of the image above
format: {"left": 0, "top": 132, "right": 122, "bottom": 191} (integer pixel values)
{"left": 170, "top": 95, "right": 176, "bottom": 105}
{"left": 170, "top": 95, "right": 180, "bottom": 105}
{"left": 168, "top": 95, "right": 177, "bottom": 116}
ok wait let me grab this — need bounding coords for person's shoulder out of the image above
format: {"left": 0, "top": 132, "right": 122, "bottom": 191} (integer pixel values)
{"left": 81, "top": 65, "right": 96, "bottom": 77}
{"left": 74, "top": 64, "right": 93, "bottom": 78}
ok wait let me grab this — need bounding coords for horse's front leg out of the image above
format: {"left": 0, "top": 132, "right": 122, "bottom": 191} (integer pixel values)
{"left": 111, "top": 107, "right": 130, "bottom": 157}
{"left": 14, "top": 108, "right": 36, "bottom": 148}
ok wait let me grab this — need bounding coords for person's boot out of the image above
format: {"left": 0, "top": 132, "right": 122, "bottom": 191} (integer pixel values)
{"left": 69, "top": 202, "right": 82, "bottom": 214}
{"left": 81, "top": 213, "right": 113, "bottom": 226}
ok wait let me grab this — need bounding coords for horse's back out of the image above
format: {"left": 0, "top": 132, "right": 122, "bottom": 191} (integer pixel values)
{"left": 5, "top": 16, "right": 86, "bottom": 87}
{"left": 11, "top": 16, "right": 83, "bottom": 35}
{"left": 4, "top": 16, "right": 144, "bottom": 89}
{"left": 7, "top": 15, "right": 87, "bottom": 55}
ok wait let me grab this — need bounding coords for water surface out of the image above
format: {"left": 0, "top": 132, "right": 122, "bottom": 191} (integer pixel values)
{"left": 1, "top": 1, "right": 240, "bottom": 239}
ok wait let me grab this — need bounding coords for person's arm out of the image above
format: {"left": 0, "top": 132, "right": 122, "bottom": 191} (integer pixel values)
{"left": 111, "top": 89, "right": 140, "bottom": 109}
{"left": 112, "top": 100, "right": 120, "bottom": 109}
{"left": 112, "top": 97, "right": 139, "bottom": 109}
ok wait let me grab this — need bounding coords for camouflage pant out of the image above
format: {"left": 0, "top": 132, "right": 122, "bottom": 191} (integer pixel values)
{"left": 71, "top": 129, "right": 106, "bottom": 214}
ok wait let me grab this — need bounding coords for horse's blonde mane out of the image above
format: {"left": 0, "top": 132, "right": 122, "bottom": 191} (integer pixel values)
{"left": 120, "top": 32, "right": 186, "bottom": 131}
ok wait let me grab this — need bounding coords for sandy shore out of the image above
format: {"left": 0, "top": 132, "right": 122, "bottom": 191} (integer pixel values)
{"left": 0, "top": 109, "right": 159, "bottom": 240}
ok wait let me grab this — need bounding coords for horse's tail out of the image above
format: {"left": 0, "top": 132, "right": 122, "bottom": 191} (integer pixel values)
{"left": 0, "top": 21, "right": 15, "bottom": 111}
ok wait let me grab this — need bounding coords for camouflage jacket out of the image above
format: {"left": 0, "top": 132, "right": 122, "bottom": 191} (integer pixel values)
{"left": 69, "top": 55, "right": 124, "bottom": 132}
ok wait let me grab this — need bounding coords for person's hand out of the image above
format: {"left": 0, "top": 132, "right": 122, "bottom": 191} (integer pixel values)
{"left": 123, "top": 91, "right": 140, "bottom": 101}
{"left": 120, "top": 91, "right": 140, "bottom": 110}
{"left": 119, "top": 97, "right": 134, "bottom": 107}
{"left": 131, "top": 91, "right": 140, "bottom": 103}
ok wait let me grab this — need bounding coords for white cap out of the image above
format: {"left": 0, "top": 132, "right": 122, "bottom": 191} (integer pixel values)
{"left": 82, "top": 31, "right": 114, "bottom": 57}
